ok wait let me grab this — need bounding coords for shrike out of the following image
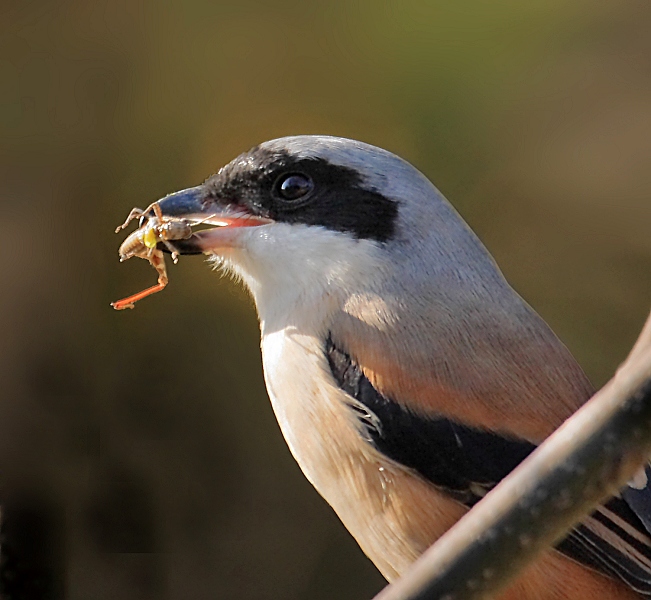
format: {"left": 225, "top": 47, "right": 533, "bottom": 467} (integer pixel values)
{"left": 131, "top": 136, "right": 651, "bottom": 598}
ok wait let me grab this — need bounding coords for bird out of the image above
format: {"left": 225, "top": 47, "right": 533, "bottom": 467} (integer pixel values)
{"left": 143, "top": 135, "right": 651, "bottom": 599}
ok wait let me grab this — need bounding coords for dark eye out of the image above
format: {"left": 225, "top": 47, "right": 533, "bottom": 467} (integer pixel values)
{"left": 276, "top": 173, "right": 314, "bottom": 201}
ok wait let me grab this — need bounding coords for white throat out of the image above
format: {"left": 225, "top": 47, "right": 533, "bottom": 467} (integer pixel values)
{"left": 212, "top": 222, "right": 386, "bottom": 336}
{"left": 209, "top": 222, "right": 386, "bottom": 486}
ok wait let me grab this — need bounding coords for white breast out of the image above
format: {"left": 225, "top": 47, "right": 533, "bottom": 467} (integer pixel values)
{"left": 213, "top": 221, "right": 465, "bottom": 580}
{"left": 261, "top": 328, "right": 343, "bottom": 491}
{"left": 259, "top": 325, "right": 466, "bottom": 581}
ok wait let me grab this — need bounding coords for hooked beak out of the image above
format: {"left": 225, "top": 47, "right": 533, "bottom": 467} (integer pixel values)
{"left": 154, "top": 186, "right": 272, "bottom": 255}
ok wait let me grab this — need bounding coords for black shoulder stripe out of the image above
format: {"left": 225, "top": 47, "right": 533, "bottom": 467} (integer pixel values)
{"left": 325, "top": 336, "right": 536, "bottom": 506}
{"left": 325, "top": 336, "right": 651, "bottom": 595}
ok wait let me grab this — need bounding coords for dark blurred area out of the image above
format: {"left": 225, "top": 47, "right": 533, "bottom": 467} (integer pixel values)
{"left": 0, "top": 1, "right": 649, "bottom": 598}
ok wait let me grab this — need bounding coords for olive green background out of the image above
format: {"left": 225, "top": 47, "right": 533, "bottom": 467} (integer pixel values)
{"left": 1, "top": 1, "right": 650, "bottom": 599}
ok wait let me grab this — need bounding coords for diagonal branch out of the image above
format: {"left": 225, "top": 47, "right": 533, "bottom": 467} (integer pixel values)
{"left": 374, "top": 310, "right": 651, "bottom": 600}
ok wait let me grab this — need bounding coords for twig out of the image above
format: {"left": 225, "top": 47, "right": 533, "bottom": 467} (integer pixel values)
{"left": 373, "top": 310, "right": 651, "bottom": 600}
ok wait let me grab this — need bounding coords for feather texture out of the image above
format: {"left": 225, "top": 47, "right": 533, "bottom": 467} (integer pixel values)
{"left": 326, "top": 336, "right": 651, "bottom": 596}
{"left": 189, "top": 135, "right": 651, "bottom": 598}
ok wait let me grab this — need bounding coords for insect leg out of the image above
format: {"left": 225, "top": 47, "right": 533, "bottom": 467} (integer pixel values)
{"left": 115, "top": 208, "right": 145, "bottom": 233}
{"left": 160, "top": 239, "right": 181, "bottom": 263}
{"left": 111, "top": 250, "right": 169, "bottom": 310}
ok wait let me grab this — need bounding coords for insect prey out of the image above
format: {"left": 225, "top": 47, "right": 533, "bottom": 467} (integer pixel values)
{"left": 112, "top": 202, "right": 192, "bottom": 310}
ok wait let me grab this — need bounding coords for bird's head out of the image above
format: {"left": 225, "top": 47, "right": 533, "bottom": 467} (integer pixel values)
{"left": 155, "top": 135, "right": 503, "bottom": 331}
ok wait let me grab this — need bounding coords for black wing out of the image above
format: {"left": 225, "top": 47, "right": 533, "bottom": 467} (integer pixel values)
{"left": 326, "top": 337, "right": 651, "bottom": 595}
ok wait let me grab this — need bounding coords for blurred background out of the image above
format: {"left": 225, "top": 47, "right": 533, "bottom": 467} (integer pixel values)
{"left": 0, "top": 0, "right": 650, "bottom": 598}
